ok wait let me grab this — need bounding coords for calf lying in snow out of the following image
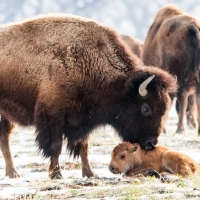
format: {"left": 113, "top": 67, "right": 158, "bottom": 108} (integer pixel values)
{"left": 109, "top": 142, "right": 200, "bottom": 177}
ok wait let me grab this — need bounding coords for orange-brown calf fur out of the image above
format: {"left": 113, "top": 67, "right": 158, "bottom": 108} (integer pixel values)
{"left": 109, "top": 142, "right": 200, "bottom": 177}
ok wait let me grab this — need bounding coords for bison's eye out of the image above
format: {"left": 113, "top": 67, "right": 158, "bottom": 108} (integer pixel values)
{"left": 141, "top": 103, "right": 152, "bottom": 117}
{"left": 120, "top": 154, "right": 126, "bottom": 159}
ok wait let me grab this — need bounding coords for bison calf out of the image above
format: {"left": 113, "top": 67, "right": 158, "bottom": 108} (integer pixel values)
{"left": 109, "top": 142, "right": 200, "bottom": 177}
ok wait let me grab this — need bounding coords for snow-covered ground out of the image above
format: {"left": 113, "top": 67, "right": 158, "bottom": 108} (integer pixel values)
{"left": 0, "top": 101, "right": 200, "bottom": 199}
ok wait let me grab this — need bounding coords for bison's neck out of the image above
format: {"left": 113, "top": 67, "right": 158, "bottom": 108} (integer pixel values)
{"left": 93, "top": 75, "right": 128, "bottom": 123}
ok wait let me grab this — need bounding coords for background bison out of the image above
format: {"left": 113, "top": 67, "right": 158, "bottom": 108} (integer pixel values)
{"left": 120, "top": 35, "right": 143, "bottom": 58}
{"left": 0, "top": 14, "right": 176, "bottom": 179}
{"left": 142, "top": 4, "right": 200, "bottom": 134}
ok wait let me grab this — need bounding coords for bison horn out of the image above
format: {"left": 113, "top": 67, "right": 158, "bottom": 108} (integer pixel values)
{"left": 139, "top": 75, "right": 155, "bottom": 97}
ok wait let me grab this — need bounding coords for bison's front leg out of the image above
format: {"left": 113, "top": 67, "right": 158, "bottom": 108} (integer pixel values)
{"left": 0, "top": 116, "right": 20, "bottom": 178}
{"left": 187, "top": 94, "right": 198, "bottom": 129}
{"left": 176, "top": 89, "right": 189, "bottom": 133}
{"left": 35, "top": 102, "right": 63, "bottom": 179}
{"left": 77, "top": 140, "right": 95, "bottom": 178}
{"left": 48, "top": 137, "right": 63, "bottom": 179}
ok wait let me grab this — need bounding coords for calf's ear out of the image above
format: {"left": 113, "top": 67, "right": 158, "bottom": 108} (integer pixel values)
{"left": 130, "top": 145, "right": 138, "bottom": 152}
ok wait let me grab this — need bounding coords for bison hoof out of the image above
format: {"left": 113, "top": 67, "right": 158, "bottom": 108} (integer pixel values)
{"left": 82, "top": 170, "right": 97, "bottom": 178}
{"left": 176, "top": 127, "right": 185, "bottom": 134}
{"left": 6, "top": 168, "right": 20, "bottom": 178}
{"left": 49, "top": 164, "right": 63, "bottom": 179}
{"left": 148, "top": 169, "right": 161, "bottom": 179}
{"left": 49, "top": 171, "right": 63, "bottom": 179}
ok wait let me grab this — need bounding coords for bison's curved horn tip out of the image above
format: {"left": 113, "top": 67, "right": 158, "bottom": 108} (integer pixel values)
{"left": 139, "top": 75, "right": 155, "bottom": 97}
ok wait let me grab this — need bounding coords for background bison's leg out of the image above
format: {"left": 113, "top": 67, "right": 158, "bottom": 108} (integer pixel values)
{"left": 186, "top": 94, "right": 198, "bottom": 129}
{"left": 79, "top": 140, "right": 95, "bottom": 178}
{"left": 176, "top": 90, "right": 188, "bottom": 133}
{"left": 163, "top": 93, "right": 175, "bottom": 133}
{"left": 0, "top": 116, "right": 19, "bottom": 178}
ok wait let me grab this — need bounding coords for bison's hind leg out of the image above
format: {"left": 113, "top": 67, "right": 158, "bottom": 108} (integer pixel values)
{"left": 67, "top": 140, "right": 96, "bottom": 178}
{"left": 0, "top": 116, "right": 20, "bottom": 178}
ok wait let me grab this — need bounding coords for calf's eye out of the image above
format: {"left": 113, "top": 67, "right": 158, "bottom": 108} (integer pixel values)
{"left": 120, "top": 154, "right": 125, "bottom": 159}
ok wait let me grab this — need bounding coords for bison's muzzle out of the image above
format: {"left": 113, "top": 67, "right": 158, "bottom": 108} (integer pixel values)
{"left": 108, "top": 165, "right": 120, "bottom": 174}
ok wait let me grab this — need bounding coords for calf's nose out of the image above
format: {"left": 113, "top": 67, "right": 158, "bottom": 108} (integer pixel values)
{"left": 108, "top": 165, "right": 115, "bottom": 172}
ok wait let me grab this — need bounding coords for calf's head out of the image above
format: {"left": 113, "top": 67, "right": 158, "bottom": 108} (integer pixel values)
{"left": 116, "top": 67, "right": 177, "bottom": 150}
{"left": 109, "top": 142, "right": 141, "bottom": 175}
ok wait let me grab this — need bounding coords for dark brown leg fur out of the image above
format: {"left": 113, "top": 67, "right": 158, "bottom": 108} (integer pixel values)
{"left": 0, "top": 116, "right": 20, "bottom": 178}
{"left": 48, "top": 137, "right": 63, "bottom": 179}
{"left": 35, "top": 102, "right": 63, "bottom": 179}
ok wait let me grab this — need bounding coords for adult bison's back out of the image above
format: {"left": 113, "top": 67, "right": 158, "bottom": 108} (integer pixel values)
{"left": 0, "top": 14, "right": 177, "bottom": 179}
{"left": 142, "top": 4, "right": 200, "bottom": 133}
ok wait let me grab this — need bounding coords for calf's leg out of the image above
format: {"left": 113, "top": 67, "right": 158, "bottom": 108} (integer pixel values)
{"left": 0, "top": 116, "right": 19, "bottom": 178}
{"left": 162, "top": 151, "right": 193, "bottom": 177}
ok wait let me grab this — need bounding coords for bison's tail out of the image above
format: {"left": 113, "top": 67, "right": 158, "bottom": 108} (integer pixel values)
{"left": 66, "top": 137, "right": 89, "bottom": 159}
{"left": 67, "top": 142, "right": 81, "bottom": 159}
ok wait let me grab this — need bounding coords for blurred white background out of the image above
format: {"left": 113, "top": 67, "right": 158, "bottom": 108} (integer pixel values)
{"left": 0, "top": 0, "right": 199, "bottom": 41}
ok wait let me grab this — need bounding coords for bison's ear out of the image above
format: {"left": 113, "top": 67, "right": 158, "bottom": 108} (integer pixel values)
{"left": 125, "top": 78, "right": 136, "bottom": 95}
{"left": 130, "top": 145, "right": 138, "bottom": 153}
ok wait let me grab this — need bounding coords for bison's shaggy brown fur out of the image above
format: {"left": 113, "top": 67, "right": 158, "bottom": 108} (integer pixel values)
{"left": 142, "top": 4, "right": 200, "bottom": 133}
{"left": 109, "top": 142, "right": 200, "bottom": 177}
{"left": 120, "top": 35, "right": 143, "bottom": 58}
{"left": 0, "top": 14, "right": 177, "bottom": 179}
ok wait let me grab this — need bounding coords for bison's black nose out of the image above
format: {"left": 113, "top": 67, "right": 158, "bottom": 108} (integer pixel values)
{"left": 145, "top": 142, "right": 156, "bottom": 150}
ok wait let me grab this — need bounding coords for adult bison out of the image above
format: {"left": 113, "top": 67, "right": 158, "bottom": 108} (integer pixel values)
{"left": 142, "top": 4, "right": 200, "bottom": 133}
{"left": 0, "top": 14, "right": 176, "bottom": 179}
{"left": 120, "top": 35, "right": 143, "bottom": 58}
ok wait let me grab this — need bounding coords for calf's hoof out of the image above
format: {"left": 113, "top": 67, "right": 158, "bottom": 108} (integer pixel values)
{"left": 148, "top": 169, "right": 161, "bottom": 179}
